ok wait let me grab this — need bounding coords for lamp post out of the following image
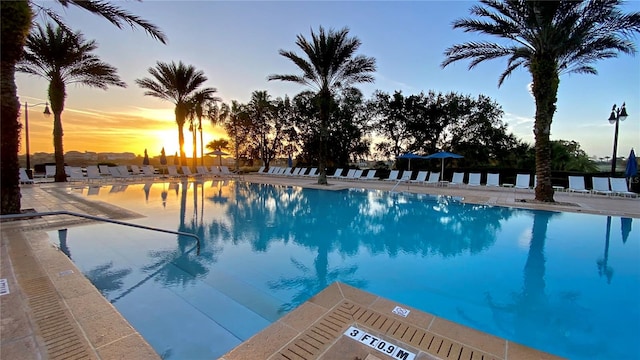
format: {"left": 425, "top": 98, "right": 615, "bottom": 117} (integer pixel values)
{"left": 23, "top": 102, "right": 51, "bottom": 178}
{"left": 608, "top": 102, "right": 628, "bottom": 176}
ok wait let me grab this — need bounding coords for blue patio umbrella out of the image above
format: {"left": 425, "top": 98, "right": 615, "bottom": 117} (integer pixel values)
{"left": 288, "top": 154, "right": 293, "bottom": 168}
{"left": 424, "top": 151, "right": 464, "bottom": 181}
{"left": 397, "top": 152, "right": 425, "bottom": 170}
{"left": 625, "top": 148, "right": 637, "bottom": 178}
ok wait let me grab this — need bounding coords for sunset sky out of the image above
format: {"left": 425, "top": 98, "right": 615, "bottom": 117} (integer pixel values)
{"left": 17, "top": 1, "right": 640, "bottom": 160}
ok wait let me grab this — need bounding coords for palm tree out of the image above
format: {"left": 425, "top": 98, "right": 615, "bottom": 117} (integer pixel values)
{"left": 17, "top": 23, "right": 126, "bottom": 182}
{"left": 187, "top": 89, "right": 220, "bottom": 167}
{"left": 1, "top": 0, "right": 165, "bottom": 214}
{"left": 0, "top": 1, "right": 32, "bottom": 214}
{"left": 268, "top": 26, "right": 376, "bottom": 185}
{"left": 136, "top": 61, "right": 216, "bottom": 166}
{"left": 442, "top": 0, "right": 640, "bottom": 202}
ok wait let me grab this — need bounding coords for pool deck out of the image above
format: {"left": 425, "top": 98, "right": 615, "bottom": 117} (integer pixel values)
{"left": 2, "top": 174, "right": 638, "bottom": 360}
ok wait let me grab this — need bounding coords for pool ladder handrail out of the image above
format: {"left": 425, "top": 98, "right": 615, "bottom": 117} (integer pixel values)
{"left": 0, "top": 210, "right": 200, "bottom": 254}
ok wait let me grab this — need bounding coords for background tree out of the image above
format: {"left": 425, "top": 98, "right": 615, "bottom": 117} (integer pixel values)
{"left": 548, "top": 140, "right": 598, "bottom": 172}
{"left": 443, "top": 0, "right": 640, "bottom": 202}
{"left": 17, "top": 23, "right": 125, "bottom": 182}
{"left": 367, "top": 91, "right": 413, "bottom": 159}
{"left": 445, "top": 94, "right": 523, "bottom": 166}
{"left": 206, "top": 139, "right": 229, "bottom": 152}
{"left": 268, "top": 26, "right": 376, "bottom": 184}
{"left": 0, "top": 0, "right": 166, "bottom": 213}
{"left": 136, "top": 61, "right": 215, "bottom": 166}
{"left": 218, "top": 101, "right": 251, "bottom": 170}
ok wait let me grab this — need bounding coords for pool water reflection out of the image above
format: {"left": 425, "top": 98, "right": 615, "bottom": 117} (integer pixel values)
{"left": 54, "top": 180, "right": 639, "bottom": 359}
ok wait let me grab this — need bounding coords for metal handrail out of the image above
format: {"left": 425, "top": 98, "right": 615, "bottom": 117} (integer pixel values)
{"left": 0, "top": 210, "right": 200, "bottom": 254}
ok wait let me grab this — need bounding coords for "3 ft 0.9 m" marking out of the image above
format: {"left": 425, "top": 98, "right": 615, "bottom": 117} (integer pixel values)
{"left": 343, "top": 326, "right": 416, "bottom": 360}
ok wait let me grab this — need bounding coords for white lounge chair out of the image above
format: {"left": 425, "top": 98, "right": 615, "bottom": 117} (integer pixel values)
{"left": 220, "top": 166, "right": 239, "bottom": 177}
{"left": 567, "top": 176, "right": 590, "bottom": 194}
{"left": 450, "top": 172, "right": 464, "bottom": 187}
{"left": 66, "top": 166, "right": 85, "bottom": 181}
{"left": 410, "top": 171, "right": 428, "bottom": 184}
{"left": 515, "top": 174, "right": 531, "bottom": 190}
{"left": 385, "top": 170, "right": 400, "bottom": 181}
{"left": 142, "top": 165, "right": 156, "bottom": 177}
{"left": 45, "top": 165, "right": 56, "bottom": 178}
{"left": 610, "top": 177, "right": 637, "bottom": 198}
{"left": 363, "top": 170, "right": 379, "bottom": 180}
{"left": 98, "top": 164, "right": 111, "bottom": 176}
{"left": 257, "top": 166, "right": 265, "bottom": 173}
{"left": 467, "top": 173, "right": 481, "bottom": 187}
{"left": 196, "top": 166, "right": 210, "bottom": 176}
{"left": 167, "top": 165, "right": 181, "bottom": 177}
{"left": 19, "top": 168, "right": 34, "bottom": 184}
{"left": 486, "top": 173, "right": 500, "bottom": 187}
{"left": 399, "top": 170, "right": 413, "bottom": 182}
{"left": 340, "top": 169, "right": 356, "bottom": 179}
{"left": 280, "top": 167, "right": 293, "bottom": 176}
{"left": 425, "top": 172, "right": 440, "bottom": 186}
{"left": 591, "top": 177, "right": 613, "bottom": 196}
{"left": 117, "top": 165, "right": 131, "bottom": 178}
{"left": 130, "top": 165, "right": 143, "bottom": 176}
{"left": 329, "top": 168, "right": 343, "bottom": 178}
{"left": 86, "top": 165, "right": 102, "bottom": 181}
{"left": 305, "top": 168, "right": 318, "bottom": 177}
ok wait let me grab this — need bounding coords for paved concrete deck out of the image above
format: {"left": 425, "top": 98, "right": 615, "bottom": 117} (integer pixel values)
{"left": 1, "top": 175, "right": 638, "bottom": 360}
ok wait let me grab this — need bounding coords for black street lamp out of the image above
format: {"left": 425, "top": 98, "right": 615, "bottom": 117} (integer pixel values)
{"left": 608, "top": 102, "right": 628, "bottom": 176}
{"left": 23, "top": 102, "right": 51, "bottom": 178}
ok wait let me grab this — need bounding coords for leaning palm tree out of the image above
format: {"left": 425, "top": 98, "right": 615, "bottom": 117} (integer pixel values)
{"left": 1, "top": 0, "right": 165, "bottom": 213}
{"left": 17, "top": 23, "right": 126, "bottom": 182}
{"left": 136, "top": 61, "right": 215, "bottom": 167}
{"left": 442, "top": 0, "right": 640, "bottom": 202}
{"left": 187, "top": 89, "right": 220, "bottom": 167}
{"left": 268, "top": 26, "right": 376, "bottom": 185}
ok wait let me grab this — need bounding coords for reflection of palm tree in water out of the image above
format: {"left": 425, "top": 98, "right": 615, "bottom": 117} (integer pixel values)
{"left": 112, "top": 180, "right": 218, "bottom": 303}
{"left": 85, "top": 262, "right": 132, "bottom": 299}
{"left": 597, "top": 216, "right": 614, "bottom": 284}
{"left": 476, "top": 211, "right": 599, "bottom": 356}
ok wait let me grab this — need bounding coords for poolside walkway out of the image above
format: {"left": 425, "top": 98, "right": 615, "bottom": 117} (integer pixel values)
{"left": 1, "top": 176, "right": 638, "bottom": 360}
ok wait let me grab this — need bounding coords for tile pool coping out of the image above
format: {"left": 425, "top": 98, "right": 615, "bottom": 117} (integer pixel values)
{"left": 2, "top": 177, "right": 637, "bottom": 359}
{"left": 220, "top": 282, "right": 563, "bottom": 360}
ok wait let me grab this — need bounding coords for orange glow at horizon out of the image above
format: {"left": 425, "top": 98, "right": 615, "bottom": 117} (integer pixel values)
{"left": 20, "top": 106, "right": 228, "bottom": 157}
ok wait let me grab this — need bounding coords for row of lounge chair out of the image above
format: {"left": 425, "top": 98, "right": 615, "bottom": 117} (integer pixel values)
{"left": 567, "top": 175, "right": 636, "bottom": 198}
{"left": 256, "top": 167, "right": 637, "bottom": 198}
{"left": 26, "top": 164, "right": 238, "bottom": 182}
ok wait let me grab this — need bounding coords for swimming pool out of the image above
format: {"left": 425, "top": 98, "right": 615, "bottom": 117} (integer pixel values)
{"left": 52, "top": 180, "right": 639, "bottom": 359}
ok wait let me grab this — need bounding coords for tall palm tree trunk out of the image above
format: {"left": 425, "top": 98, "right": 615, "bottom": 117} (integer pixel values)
{"left": 199, "top": 119, "right": 204, "bottom": 166}
{"left": 317, "top": 91, "right": 330, "bottom": 185}
{"left": 192, "top": 125, "right": 197, "bottom": 168}
{"left": 49, "top": 78, "right": 67, "bottom": 182}
{"left": 531, "top": 57, "right": 558, "bottom": 202}
{"left": 0, "top": 0, "right": 31, "bottom": 214}
{"left": 176, "top": 106, "right": 187, "bottom": 166}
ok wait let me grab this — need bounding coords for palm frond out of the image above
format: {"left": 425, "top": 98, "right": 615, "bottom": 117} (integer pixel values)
{"left": 18, "top": 23, "right": 125, "bottom": 90}
{"left": 56, "top": 0, "right": 167, "bottom": 44}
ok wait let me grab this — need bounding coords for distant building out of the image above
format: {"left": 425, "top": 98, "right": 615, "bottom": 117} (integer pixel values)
{"left": 97, "top": 152, "right": 136, "bottom": 161}
{"left": 65, "top": 151, "right": 98, "bottom": 162}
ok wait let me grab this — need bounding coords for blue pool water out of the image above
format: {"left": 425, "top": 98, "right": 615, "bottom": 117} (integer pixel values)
{"left": 52, "top": 180, "right": 639, "bottom": 359}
